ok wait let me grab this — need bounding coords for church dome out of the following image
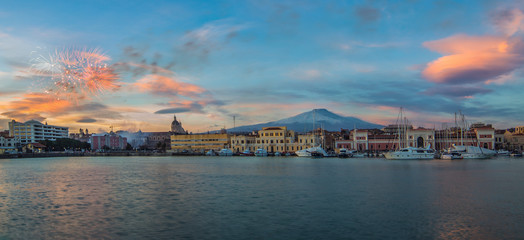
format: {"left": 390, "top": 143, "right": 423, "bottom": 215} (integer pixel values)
{"left": 171, "top": 115, "right": 186, "bottom": 134}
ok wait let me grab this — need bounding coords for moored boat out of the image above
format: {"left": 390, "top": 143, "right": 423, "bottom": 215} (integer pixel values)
{"left": 295, "top": 146, "right": 328, "bottom": 157}
{"left": 240, "top": 149, "right": 254, "bottom": 156}
{"left": 448, "top": 145, "right": 495, "bottom": 159}
{"left": 384, "top": 147, "right": 435, "bottom": 160}
{"left": 206, "top": 150, "right": 216, "bottom": 156}
{"left": 440, "top": 152, "right": 463, "bottom": 160}
{"left": 338, "top": 148, "right": 352, "bottom": 158}
{"left": 218, "top": 148, "right": 233, "bottom": 156}
{"left": 255, "top": 148, "right": 268, "bottom": 157}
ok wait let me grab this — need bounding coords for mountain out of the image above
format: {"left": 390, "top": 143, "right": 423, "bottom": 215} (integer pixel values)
{"left": 227, "top": 108, "right": 384, "bottom": 133}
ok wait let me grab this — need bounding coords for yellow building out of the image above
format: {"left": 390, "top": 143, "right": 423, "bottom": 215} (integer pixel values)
{"left": 170, "top": 133, "right": 230, "bottom": 153}
{"left": 230, "top": 126, "right": 321, "bottom": 153}
{"left": 505, "top": 126, "right": 524, "bottom": 151}
{"left": 230, "top": 134, "right": 257, "bottom": 153}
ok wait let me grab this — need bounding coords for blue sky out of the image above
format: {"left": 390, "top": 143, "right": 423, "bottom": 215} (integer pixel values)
{"left": 1, "top": 0, "right": 524, "bottom": 132}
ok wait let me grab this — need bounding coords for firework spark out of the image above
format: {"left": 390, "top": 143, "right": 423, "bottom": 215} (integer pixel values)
{"left": 29, "top": 47, "right": 119, "bottom": 99}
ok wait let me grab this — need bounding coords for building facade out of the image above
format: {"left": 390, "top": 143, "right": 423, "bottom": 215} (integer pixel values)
{"left": 171, "top": 133, "right": 230, "bottom": 153}
{"left": 90, "top": 132, "right": 128, "bottom": 151}
{"left": 505, "top": 126, "right": 524, "bottom": 151}
{"left": 9, "top": 120, "right": 68, "bottom": 144}
{"left": 0, "top": 136, "right": 19, "bottom": 154}
{"left": 229, "top": 126, "right": 322, "bottom": 153}
{"left": 69, "top": 128, "right": 91, "bottom": 143}
{"left": 336, "top": 127, "right": 492, "bottom": 152}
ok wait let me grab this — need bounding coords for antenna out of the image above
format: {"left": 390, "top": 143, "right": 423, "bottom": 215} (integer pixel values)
{"left": 233, "top": 115, "right": 236, "bottom": 129}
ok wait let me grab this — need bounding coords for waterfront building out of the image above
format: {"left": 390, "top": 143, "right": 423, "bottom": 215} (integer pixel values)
{"left": 230, "top": 126, "right": 322, "bottom": 154}
{"left": 146, "top": 132, "right": 172, "bottom": 150}
{"left": 230, "top": 134, "right": 257, "bottom": 153}
{"left": 472, "top": 124, "right": 495, "bottom": 149}
{"left": 336, "top": 125, "right": 495, "bottom": 153}
{"left": 336, "top": 129, "right": 395, "bottom": 152}
{"left": 504, "top": 126, "right": 524, "bottom": 151}
{"left": 256, "top": 127, "right": 297, "bottom": 153}
{"left": 69, "top": 128, "right": 91, "bottom": 143}
{"left": 494, "top": 130, "right": 506, "bottom": 150}
{"left": 0, "top": 136, "right": 19, "bottom": 154}
{"left": 9, "top": 120, "right": 68, "bottom": 144}
{"left": 90, "top": 132, "right": 128, "bottom": 151}
{"left": 22, "top": 142, "right": 47, "bottom": 153}
{"left": 171, "top": 133, "right": 230, "bottom": 153}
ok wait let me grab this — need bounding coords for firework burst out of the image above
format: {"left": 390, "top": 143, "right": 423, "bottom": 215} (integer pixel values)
{"left": 29, "top": 47, "right": 119, "bottom": 99}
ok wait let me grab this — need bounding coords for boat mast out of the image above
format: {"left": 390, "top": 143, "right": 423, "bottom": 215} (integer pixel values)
{"left": 397, "top": 107, "right": 403, "bottom": 149}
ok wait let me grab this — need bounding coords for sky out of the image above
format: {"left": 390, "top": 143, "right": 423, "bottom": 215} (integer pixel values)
{"left": 1, "top": 0, "right": 524, "bottom": 133}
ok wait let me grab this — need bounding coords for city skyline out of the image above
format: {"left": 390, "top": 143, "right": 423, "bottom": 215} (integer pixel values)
{"left": 2, "top": 0, "right": 524, "bottom": 133}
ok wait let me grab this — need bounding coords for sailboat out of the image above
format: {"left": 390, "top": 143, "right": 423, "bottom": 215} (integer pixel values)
{"left": 383, "top": 107, "right": 435, "bottom": 160}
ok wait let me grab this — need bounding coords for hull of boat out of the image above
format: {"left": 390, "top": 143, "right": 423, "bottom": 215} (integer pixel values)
{"left": 461, "top": 153, "right": 490, "bottom": 159}
{"left": 384, "top": 152, "right": 434, "bottom": 160}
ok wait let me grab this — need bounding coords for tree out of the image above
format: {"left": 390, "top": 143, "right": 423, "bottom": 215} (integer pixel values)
{"left": 39, "top": 138, "right": 91, "bottom": 151}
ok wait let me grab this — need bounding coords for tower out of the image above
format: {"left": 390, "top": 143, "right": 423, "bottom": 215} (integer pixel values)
{"left": 171, "top": 115, "right": 186, "bottom": 134}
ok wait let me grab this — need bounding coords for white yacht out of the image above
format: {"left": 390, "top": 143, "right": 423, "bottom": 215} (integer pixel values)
{"left": 218, "top": 148, "right": 233, "bottom": 156}
{"left": 348, "top": 150, "right": 366, "bottom": 158}
{"left": 440, "top": 152, "right": 463, "bottom": 160}
{"left": 255, "top": 148, "right": 268, "bottom": 157}
{"left": 449, "top": 145, "right": 495, "bottom": 159}
{"left": 295, "top": 146, "right": 328, "bottom": 157}
{"left": 384, "top": 107, "right": 435, "bottom": 160}
{"left": 384, "top": 146, "right": 435, "bottom": 160}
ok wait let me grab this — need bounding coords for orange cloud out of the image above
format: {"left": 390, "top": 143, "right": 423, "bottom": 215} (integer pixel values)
{"left": 422, "top": 34, "right": 524, "bottom": 85}
{"left": 0, "top": 93, "right": 73, "bottom": 121}
{"left": 134, "top": 74, "right": 206, "bottom": 97}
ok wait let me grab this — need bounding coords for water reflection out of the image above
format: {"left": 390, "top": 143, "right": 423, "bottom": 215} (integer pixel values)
{"left": 0, "top": 156, "right": 523, "bottom": 239}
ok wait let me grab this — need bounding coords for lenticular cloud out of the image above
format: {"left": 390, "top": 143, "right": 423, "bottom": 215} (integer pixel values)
{"left": 422, "top": 34, "right": 524, "bottom": 85}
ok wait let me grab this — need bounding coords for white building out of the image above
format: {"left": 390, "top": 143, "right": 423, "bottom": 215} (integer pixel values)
{"left": 0, "top": 136, "right": 19, "bottom": 154}
{"left": 8, "top": 120, "right": 69, "bottom": 144}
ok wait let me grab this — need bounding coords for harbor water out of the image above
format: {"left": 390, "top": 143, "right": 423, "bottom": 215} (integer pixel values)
{"left": 1, "top": 156, "right": 524, "bottom": 239}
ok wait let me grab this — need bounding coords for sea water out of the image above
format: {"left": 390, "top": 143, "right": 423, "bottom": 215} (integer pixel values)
{"left": 1, "top": 156, "right": 524, "bottom": 239}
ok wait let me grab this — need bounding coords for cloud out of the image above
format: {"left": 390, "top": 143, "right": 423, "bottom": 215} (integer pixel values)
{"left": 422, "top": 34, "right": 524, "bottom": 85}
{"left": 180, "top": 20, "right": 249, "bottom": 58}
{"left": 77, "top": 118, "right": 97, "bottom": 123}
{"left": 0, "top": 93, "right": 73, "bottom": 121}
{"left": 491, "top": 9, "right": 524, "bottom": 36}
{"left": 134, "top": 74, "right": 206, "bottom": 97}
{"left": 423, "top": 85, "right": 493, "bottom": 98}
{"left": 154, "top": 108, "right": 192, "bottom": 114}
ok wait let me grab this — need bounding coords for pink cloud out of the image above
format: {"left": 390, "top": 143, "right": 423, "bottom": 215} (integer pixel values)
{"left": 491, "top": 9, "right": 524, "bottom": 37}
{"left": 422, "top": 34, "right": 524, "bottom": 85}
{"left": 134, "top": 74, "right": 206, "bottom": 97}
